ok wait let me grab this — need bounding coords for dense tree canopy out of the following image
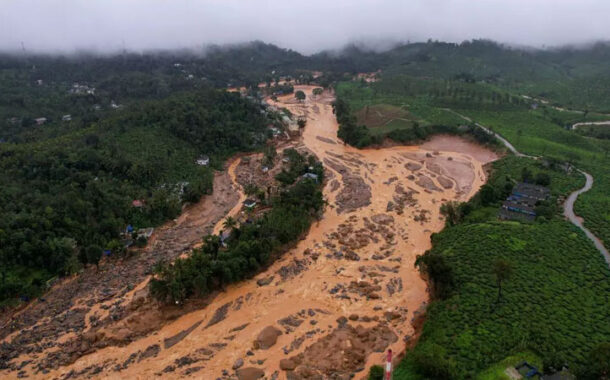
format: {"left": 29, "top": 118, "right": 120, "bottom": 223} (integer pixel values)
{"left": 0, "top": 88, "right": 270, "bottom": 303}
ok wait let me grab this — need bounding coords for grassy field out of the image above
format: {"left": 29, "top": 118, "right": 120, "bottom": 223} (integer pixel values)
{"left": 353, "top": 104, "right": 417, "bottom": 135}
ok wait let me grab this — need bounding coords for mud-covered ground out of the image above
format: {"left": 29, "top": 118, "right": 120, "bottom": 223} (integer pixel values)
{"left": 0, "top": 86, "right": 497, "bottom": 380}
{"left": 0, "top": 164, "right": 242, "bottom": 378}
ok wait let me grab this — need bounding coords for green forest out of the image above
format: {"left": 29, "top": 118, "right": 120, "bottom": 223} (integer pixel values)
{"left": 0, "top": 89, "right": 270, "bottom": 303}
{"left": 150, "top": 150, "right": 325, "bottom": 304}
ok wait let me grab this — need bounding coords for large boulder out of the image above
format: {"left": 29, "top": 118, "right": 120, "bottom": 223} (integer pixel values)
{"left": 254, "top": 326, "right": 282, "bottom": 349}
{"left": 237, "top": 367, "right": 265, "bottom": 380}
{"left": 280, "top": 358, "right": 297, "bottom": 371}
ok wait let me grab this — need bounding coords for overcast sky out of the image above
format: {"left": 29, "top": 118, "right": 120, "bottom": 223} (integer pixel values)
{"left": 1, "top": 0, "right": 609, "bottom": 54}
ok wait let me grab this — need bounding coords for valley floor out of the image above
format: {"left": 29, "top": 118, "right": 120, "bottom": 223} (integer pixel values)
{"left": 0, "top": 87, "right": 498, "bottom": 379}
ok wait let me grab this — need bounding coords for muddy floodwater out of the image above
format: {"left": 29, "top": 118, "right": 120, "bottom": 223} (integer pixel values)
{"left": 4, "top": 86, "right": 497, "bottom": 379}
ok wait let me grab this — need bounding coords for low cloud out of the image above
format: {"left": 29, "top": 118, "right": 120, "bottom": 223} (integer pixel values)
{"left": 1, "top": 0, "right": 609, "bottom": 54}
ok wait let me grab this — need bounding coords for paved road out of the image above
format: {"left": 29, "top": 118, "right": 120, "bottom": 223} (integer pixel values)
{"left": 571, "top": 120, "right": 610, "bottom": 130}
{"left": 445, "top": 108, "right": 609, "bottom": 265}
{"left": 563, "top": 170, "right": 610, "bottom": 265}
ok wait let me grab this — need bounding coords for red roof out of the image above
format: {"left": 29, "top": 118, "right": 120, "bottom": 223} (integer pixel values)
{"left": 132, "top": 200, "right": 144, "bottom": 208}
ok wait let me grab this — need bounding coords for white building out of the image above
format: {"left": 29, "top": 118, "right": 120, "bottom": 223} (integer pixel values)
{"left": 196, "top": 155, "right": 210, "bottom": 166}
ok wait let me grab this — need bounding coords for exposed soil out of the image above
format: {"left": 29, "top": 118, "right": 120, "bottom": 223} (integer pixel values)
{"left": 0, "top": 162, "right": 242, "bottom": 377}
{"left": 0, "top": 86, "right": 497, "bottom": 379}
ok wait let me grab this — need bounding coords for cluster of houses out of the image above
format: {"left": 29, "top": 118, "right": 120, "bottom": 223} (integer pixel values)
{"left": 23, "top": 100, "right": 120, "bottom": 128}
{"left": 70, "top": 83, "right": 96, "bottom": 95}
{"left": 30, "top": 115, "right": 70, "bottom": 125}
{"left": 499, "top": 182, "right": 550, "bottom": 221}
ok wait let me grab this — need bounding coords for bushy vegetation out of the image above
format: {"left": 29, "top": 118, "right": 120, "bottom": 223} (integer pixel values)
{"left": 575, "top": 123, "right": 610, "bottom": 140}
{"left": 149, "top": 156, "right": 324, "bottom": 304}
{"left": 0, "top": 89, "right": 269, "bottom": 304}
{"left": 398, "top": 157, "right": 610, "bottom": 379}
{"left": 333, "top": 83, "right": 501, "bottom": 149}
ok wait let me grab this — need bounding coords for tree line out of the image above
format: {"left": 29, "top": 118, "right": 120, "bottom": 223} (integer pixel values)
{"left": 150, "top": 151, "right": 325, "bottom": 304}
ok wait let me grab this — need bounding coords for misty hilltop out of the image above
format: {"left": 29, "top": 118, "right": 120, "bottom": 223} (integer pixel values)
{"left": 2, "top": 0, "right": 610, "bottom": 53}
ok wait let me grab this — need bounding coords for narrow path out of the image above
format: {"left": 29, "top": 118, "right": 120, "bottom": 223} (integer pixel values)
{"left": 444, "top": 108, "right": 610, "bottom": 265}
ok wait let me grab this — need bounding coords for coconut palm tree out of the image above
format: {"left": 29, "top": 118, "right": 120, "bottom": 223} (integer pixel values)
{"left": 223, "top": 216, "right": 237, "bottom": 231}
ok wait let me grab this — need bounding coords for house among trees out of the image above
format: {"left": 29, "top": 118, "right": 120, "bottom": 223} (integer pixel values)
{"left": 196, "top": 155, "right": 210, "bottom": 166}
{"left": 34, "top": 117, "right": 47, "bottom": 125}
{"left": 220, "top": 229, "right": 232, "bottom": 247}
{"left": 302, "top": 173, "right": 319, "bottom": 182}
{"left": 514, "top": 361, "right": 542, "bottom": 378}
{"left": 499, "top": 182, "right": 550, "bottom": 221}
{"left": 62, "top": 114, "right": 72, "bottom": 122}
{"left": 137, "top": 227, "right": 154, "bottom": 239}
{"left": 132, "top": 199, "right": 145, "bottom": 208}
{"left": 70, "top": 83, "right": 95, "bottom": 95}
{"left": 243, "top": 199, "right": 257, "bottom": 209}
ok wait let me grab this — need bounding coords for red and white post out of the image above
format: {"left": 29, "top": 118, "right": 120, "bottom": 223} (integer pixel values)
{"left": 385, "top": 349, "right": 393, "bottom": 380}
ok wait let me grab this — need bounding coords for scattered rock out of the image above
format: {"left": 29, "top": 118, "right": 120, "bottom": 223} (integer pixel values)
{"left": 256, "top": 276, "right": 274, "bottom": 287}
{"left": 280, "top": 358, "right": 297, "bottom": 371}
{"left": 206, "top": 302, "right": 232, "bottom": 328}
{"left": 233, "top": 358, "right": 244, "bottom": 370}
{"left": 336, "top": 316, "right": 348, "bottom": 327}
{"left": 286, "top": 323, "right": 397, "bottom": 377}
{"left": 137, "top": 344, "right": 160, "bottom": 362}
{"left": 236, "top": 367, "right": 265, "bottom": 380}
{"left": 254, "top": 326, "right": 282, "bottom": 349}
{"left": 405, "top": 162, "right": 422, "bottom": 171}
{"left": 230, "top": 323, "right": 249, "bottom": 333}
{"left": 164, "top": 320, "right": 202, "bottom": 349}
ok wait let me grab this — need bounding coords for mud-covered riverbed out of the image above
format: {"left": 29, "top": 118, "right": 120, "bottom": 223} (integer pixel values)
{"left": 1, "top": 86, "right": 497, "bottom": 380}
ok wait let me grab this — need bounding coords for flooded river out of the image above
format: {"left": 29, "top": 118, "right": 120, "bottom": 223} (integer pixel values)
{"left": 23, "top": 86, "right": 497, "bottom": 380}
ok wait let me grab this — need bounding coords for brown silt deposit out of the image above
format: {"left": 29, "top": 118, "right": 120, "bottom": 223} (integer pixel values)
{"left": 0, "top": 86, "right": 497, "bottom": 379}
